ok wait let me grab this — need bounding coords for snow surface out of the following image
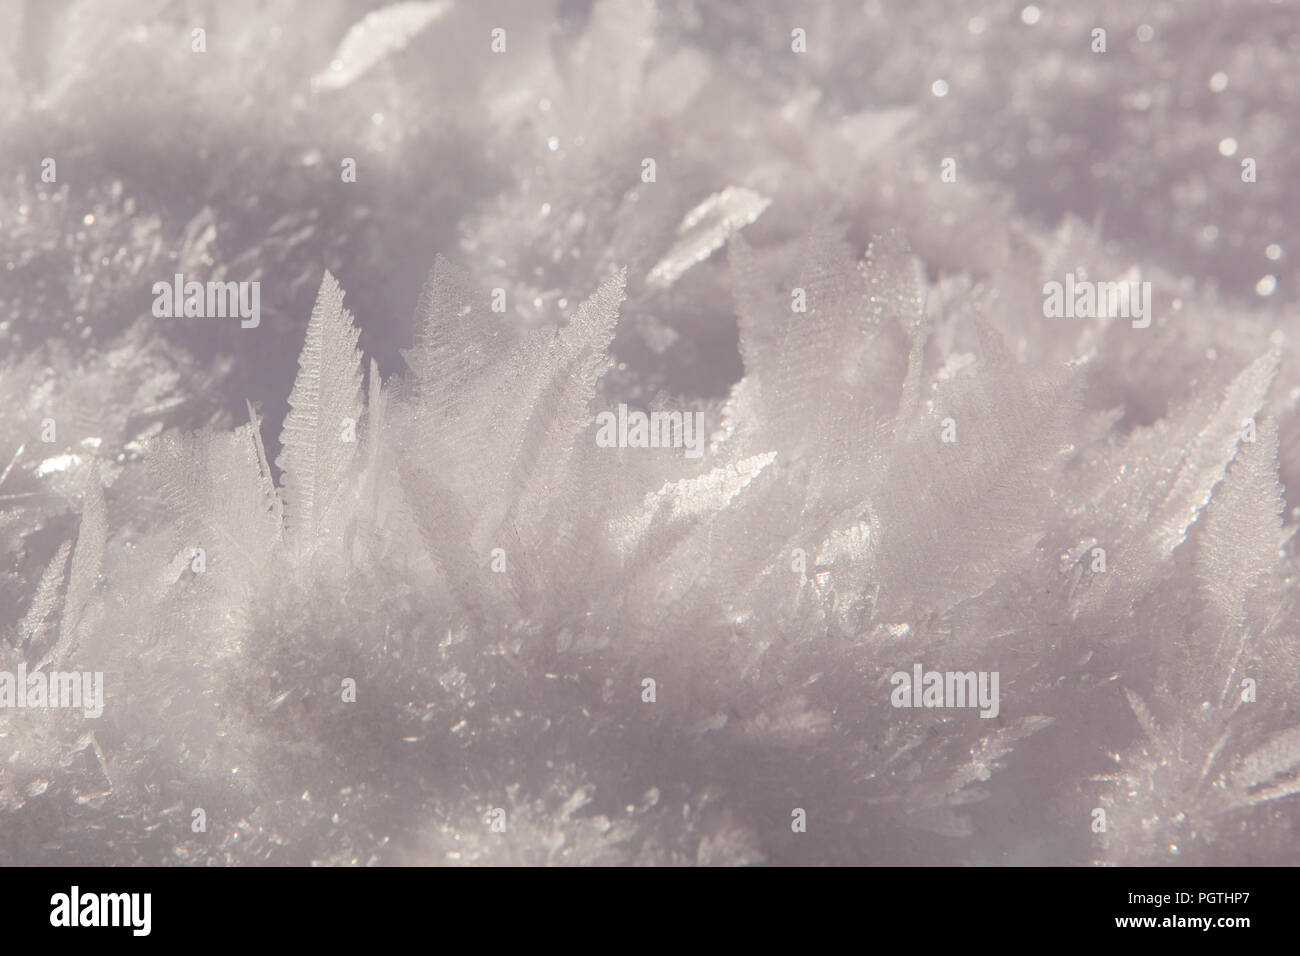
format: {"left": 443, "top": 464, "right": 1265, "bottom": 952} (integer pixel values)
{"left": 1, "top": 0, "right": 1299, "bottom": 865}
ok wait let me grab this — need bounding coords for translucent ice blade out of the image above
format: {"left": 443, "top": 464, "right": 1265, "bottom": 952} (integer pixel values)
{"left": 313, "top": 1, "right": 451, "bottom": 92}
{"left": 646, "top": 187, "right": 771, "bottom": 290}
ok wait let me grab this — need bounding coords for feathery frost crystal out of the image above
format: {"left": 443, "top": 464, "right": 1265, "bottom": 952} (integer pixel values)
{"left": 1, "top": 0, "right": 1298, "bottom": 867}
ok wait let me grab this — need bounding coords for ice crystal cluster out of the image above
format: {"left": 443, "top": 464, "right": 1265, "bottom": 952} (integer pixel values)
{"left": 2, "top": 0, "right": 1299, "bottom": 866}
